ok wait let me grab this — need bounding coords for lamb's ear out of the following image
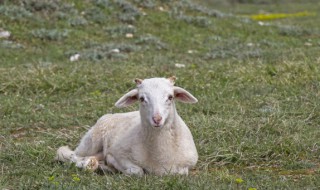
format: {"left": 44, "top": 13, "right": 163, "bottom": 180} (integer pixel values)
{"left": 173, "top": 87, "right": 198, "bottom": 103}
{"left": 115, "top": 89, "right": 139, "bottom": 108}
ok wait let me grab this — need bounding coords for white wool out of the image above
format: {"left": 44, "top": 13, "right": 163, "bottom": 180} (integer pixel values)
{"left": 56, "top": 77, "right": 198, "bottom": 175}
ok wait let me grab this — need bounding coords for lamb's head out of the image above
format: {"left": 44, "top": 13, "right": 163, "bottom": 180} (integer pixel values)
{"left": 115, "top": 77, "right": 198, "bottom": 128}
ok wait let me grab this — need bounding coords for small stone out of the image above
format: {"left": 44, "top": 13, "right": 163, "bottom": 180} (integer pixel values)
{"left": 70, "top": 53, "right": 80, "bottom": 62}
{"left": 247, "top": 43, "right": 254, "bottom": 47}
{"left": 0, "top": 30, "right": 11, "bottom": 38}
{"left": 111, "top": 48, "right": 120, "bottom": 53}
{"left": 257, "top": 21, "right": 270, "bottom": 26}
{"left": 304, "top": 42, "right": 312, "bottom": 46}
{"left": 175, "top": 63, "right": 185, "bottom": 68}
{"left": 126, "top": 33, "right": 133, "bottom": 38}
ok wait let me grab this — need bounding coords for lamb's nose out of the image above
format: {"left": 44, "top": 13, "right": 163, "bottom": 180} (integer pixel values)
{"left": 152, "top": 114, "right": 162, "bottom": 125}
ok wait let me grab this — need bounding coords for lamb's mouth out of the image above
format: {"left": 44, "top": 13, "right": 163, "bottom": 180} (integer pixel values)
{"left": 153, "top": 124, "right": 162, "bottom": 128}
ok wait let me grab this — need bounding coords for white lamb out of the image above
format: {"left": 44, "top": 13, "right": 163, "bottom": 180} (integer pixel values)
{"left": 56, "top": 76, "right": 198, "bottom": 175}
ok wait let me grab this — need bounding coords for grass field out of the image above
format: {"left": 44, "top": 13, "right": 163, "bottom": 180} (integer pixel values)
{"left": 1, "top": 0, "right": 320, "bottom": 189}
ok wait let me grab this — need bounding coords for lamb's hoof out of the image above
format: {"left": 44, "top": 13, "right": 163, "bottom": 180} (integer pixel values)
{"left": 85, "top": 157, "right": 99, "bottom": 171}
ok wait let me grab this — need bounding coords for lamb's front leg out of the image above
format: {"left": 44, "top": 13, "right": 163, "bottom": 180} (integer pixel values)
{"left": 106, "top": 154, "right": 144, "bottom": 176}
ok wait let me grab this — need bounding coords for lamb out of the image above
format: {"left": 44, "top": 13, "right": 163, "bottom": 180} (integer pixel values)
{"left": 56, "top": 76, "right": 198, "bottom": 176}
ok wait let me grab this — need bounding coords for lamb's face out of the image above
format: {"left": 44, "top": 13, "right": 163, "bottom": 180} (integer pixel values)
{"left": 114, "top": 77, "right": 198, "bottom": 128}
{"left": 137, "top": 78, "right": 175, "bottom": 128}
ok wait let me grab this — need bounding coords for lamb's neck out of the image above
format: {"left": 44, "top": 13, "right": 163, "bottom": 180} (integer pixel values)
{"left": 142, "top": 122, "right": 180, "bottom": 157}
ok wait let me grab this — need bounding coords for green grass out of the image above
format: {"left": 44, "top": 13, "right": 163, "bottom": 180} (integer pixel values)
{"left": 1, "top": 0, "right": 320, "bottom": 189}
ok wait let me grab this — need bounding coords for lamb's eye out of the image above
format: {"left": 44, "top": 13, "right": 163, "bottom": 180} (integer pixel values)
{"left": 139, "top": 97, "right": 145, "bottom": 102}
{"left": 168, "top": 95, "right": 173, "bottom": 101}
